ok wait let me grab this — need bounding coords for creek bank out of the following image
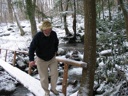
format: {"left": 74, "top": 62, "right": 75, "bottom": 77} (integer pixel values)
{"left": 0, "top": 66, "right": 34, "bottom": 96}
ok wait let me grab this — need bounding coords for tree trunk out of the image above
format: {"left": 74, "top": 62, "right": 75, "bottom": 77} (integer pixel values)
{"left": 108, "top": 0, "right": 112, "bottom": 21}
{"left": 96, "top": 0, "right": 101, "bottom": 19}
{"left": 63, "top": 0, "right": 70, "bottom": 36}
{"left": 26, "top": 0, "right": 37, "bottom": 38}
{"left": 60, "top": 0, "right": 63, "bottom": 23}
{"left": 72, "top": 0, "right": 76, "bottom": 41}
{"left": 119, "top": 0, "right": 128, "bottom": 40}
{"left": 11, "top": 3, "right": 25, "bottom": 36}
{"left": 101, "top": 0, "right": 105, "bottom": 20}
{"left": 78, "top": 0, "right": 96, "bottom": 96}
{"left": 7, "top": 0, "right": 13, "bottom": 23}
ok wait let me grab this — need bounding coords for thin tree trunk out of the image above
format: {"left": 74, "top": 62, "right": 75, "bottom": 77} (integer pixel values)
{"left": 11, "top": 3, "right": 25, "bottom": 36}
{"left": 7, "top": 0, "right": 13, "bottom": 23}
{"left": 60, "top": 0, "right": 63, "bottom": 23}
{"left": 63, "top": 0, "right": 70, "bottom": 36}
{"left": 26, "top": 0, "right": 37, "bottom": 38}
{"left": 108, "top": 0, "right": 112, "bottom": 21}
{"left": 101, "top": 0, "right": 105, "bottom": 20}
{"left": 119, "top": 0, "right": 128, "bottom": 40}
{"left": 72, "top": 0, "right": 76, "bottom": 41}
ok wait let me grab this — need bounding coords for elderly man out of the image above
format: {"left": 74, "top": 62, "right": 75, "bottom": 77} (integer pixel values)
{"left": 29, "top": 20, "right": 59, "bottom": 96}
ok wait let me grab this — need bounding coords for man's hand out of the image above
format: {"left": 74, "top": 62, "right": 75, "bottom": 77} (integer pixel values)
{"left": 29, "top": 61, "right": 35, "bottom": 67}
{"left": 55, "top": 52, "right": 58, "bottom": 56}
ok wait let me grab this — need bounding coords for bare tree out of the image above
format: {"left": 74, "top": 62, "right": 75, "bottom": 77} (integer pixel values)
{"left": 7, "top": 0, "right": 13, "bottom": 23}
{"left": 96, "top": 0, "right": 102, "bottom": 19}
{"left": 107, "top": 0, "right": 112, "bottom": 21}
{"left": 0, "top": 0, "right": 8, "bottom": 23}
{"left": 25, "top": 0, "right": 37, "bottom": 38}
{"left": 119, "top": 0, "right": 128, "bottom": 40}
{"left": 101, "top": 0, "right": 105, "bottom": 21}
{"left": 11, "top": 3, "right": 25, "bottom": 36}
{"left": 78, "top": 0, "right": 96, "bottom": 96}
{"left": 72, "top": 0, "right": 77, "bottom": 41}
{"left": 36, "top": 0, "right": 48, "bottom": 22}
{"left": 63, "top": 0, "right": 70, "bottom": 36}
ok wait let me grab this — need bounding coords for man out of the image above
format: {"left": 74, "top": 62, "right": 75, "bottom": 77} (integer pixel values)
{"left": 29, "top": 20, "right": 59, "bottom": 96}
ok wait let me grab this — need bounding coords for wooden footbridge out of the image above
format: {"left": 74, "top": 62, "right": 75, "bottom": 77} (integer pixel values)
{"left": 0, "top": 48, "right": 87, "bottom": 96}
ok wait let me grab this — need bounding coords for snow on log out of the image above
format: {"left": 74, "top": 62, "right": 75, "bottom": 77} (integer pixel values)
{"left": 0, "top": 59, "right": 45, "bottom": 96}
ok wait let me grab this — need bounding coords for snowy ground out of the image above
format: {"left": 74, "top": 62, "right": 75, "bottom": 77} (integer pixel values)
{"left": 0, "top": 57, "right": 81, "bottom": 96}
{"left": 0, "top": 16, "right": 84, "bottom": 96}
{"left": 1, "top": 15, "right": 128, "bottom": 96}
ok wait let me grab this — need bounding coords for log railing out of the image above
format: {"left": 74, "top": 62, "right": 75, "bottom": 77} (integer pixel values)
{"left": 0, "top": 48, "right": 87, "bottom": 96}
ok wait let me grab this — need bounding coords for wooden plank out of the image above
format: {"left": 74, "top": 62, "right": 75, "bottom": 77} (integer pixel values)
{"left": 0, "top": 59, "right": 45, "bottom": 96}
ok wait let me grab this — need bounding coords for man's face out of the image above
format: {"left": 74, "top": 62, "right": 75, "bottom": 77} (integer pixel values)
{"left": 43, "top": 28, "right": 52, "bottom": 36}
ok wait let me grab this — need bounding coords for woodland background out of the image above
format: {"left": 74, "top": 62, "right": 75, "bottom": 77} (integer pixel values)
{"left": 0, "top": 0, "right": 128, "bottom": 96}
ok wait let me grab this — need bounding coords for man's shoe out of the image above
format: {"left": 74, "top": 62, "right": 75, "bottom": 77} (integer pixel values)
{"left": 45, "top": 93, "right": 50, "bottom": 96}
{"left": 50, "top": 89, "right": 59, "bottom": 95}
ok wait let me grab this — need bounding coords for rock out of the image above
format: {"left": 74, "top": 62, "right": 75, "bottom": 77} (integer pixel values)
{"left": 10, "top": 84, "right": 34, "bottom": 96}
{"left": 0, "top": 71, "right": 17, "bottom": 95}
{"left": 16, "top": 60, "right": 26, "bottom": 70}
{"left": 0, "top": 80, "right": 16, "bottom": 95}
{"left": 7, "top": 28, "right": 13, "bottom": 31}
{"left": 58, "top": 48, "right": 66, "bottom": 56}
{"left": 0, "top": 65, "right": 34, "bottom": 96}
{"left": 68, "top": 50, "right": 82, "bottom": 61}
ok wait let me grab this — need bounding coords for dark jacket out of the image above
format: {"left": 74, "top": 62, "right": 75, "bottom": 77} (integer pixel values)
{"left": 29, "top": 31, "right": 59, "bottom": 61}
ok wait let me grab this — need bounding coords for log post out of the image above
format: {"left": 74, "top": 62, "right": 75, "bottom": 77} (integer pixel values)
{"left": 5, "top": 50, "right": 8, "bottom": 61}
{"left": 62, "top": 63, "right": 69, "bottom": 96}
{"left": 13, "top": 51, "right": 16, "bottom": 66}
{"left": 28, "top": 63, "right": 32, "bottom": 75}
